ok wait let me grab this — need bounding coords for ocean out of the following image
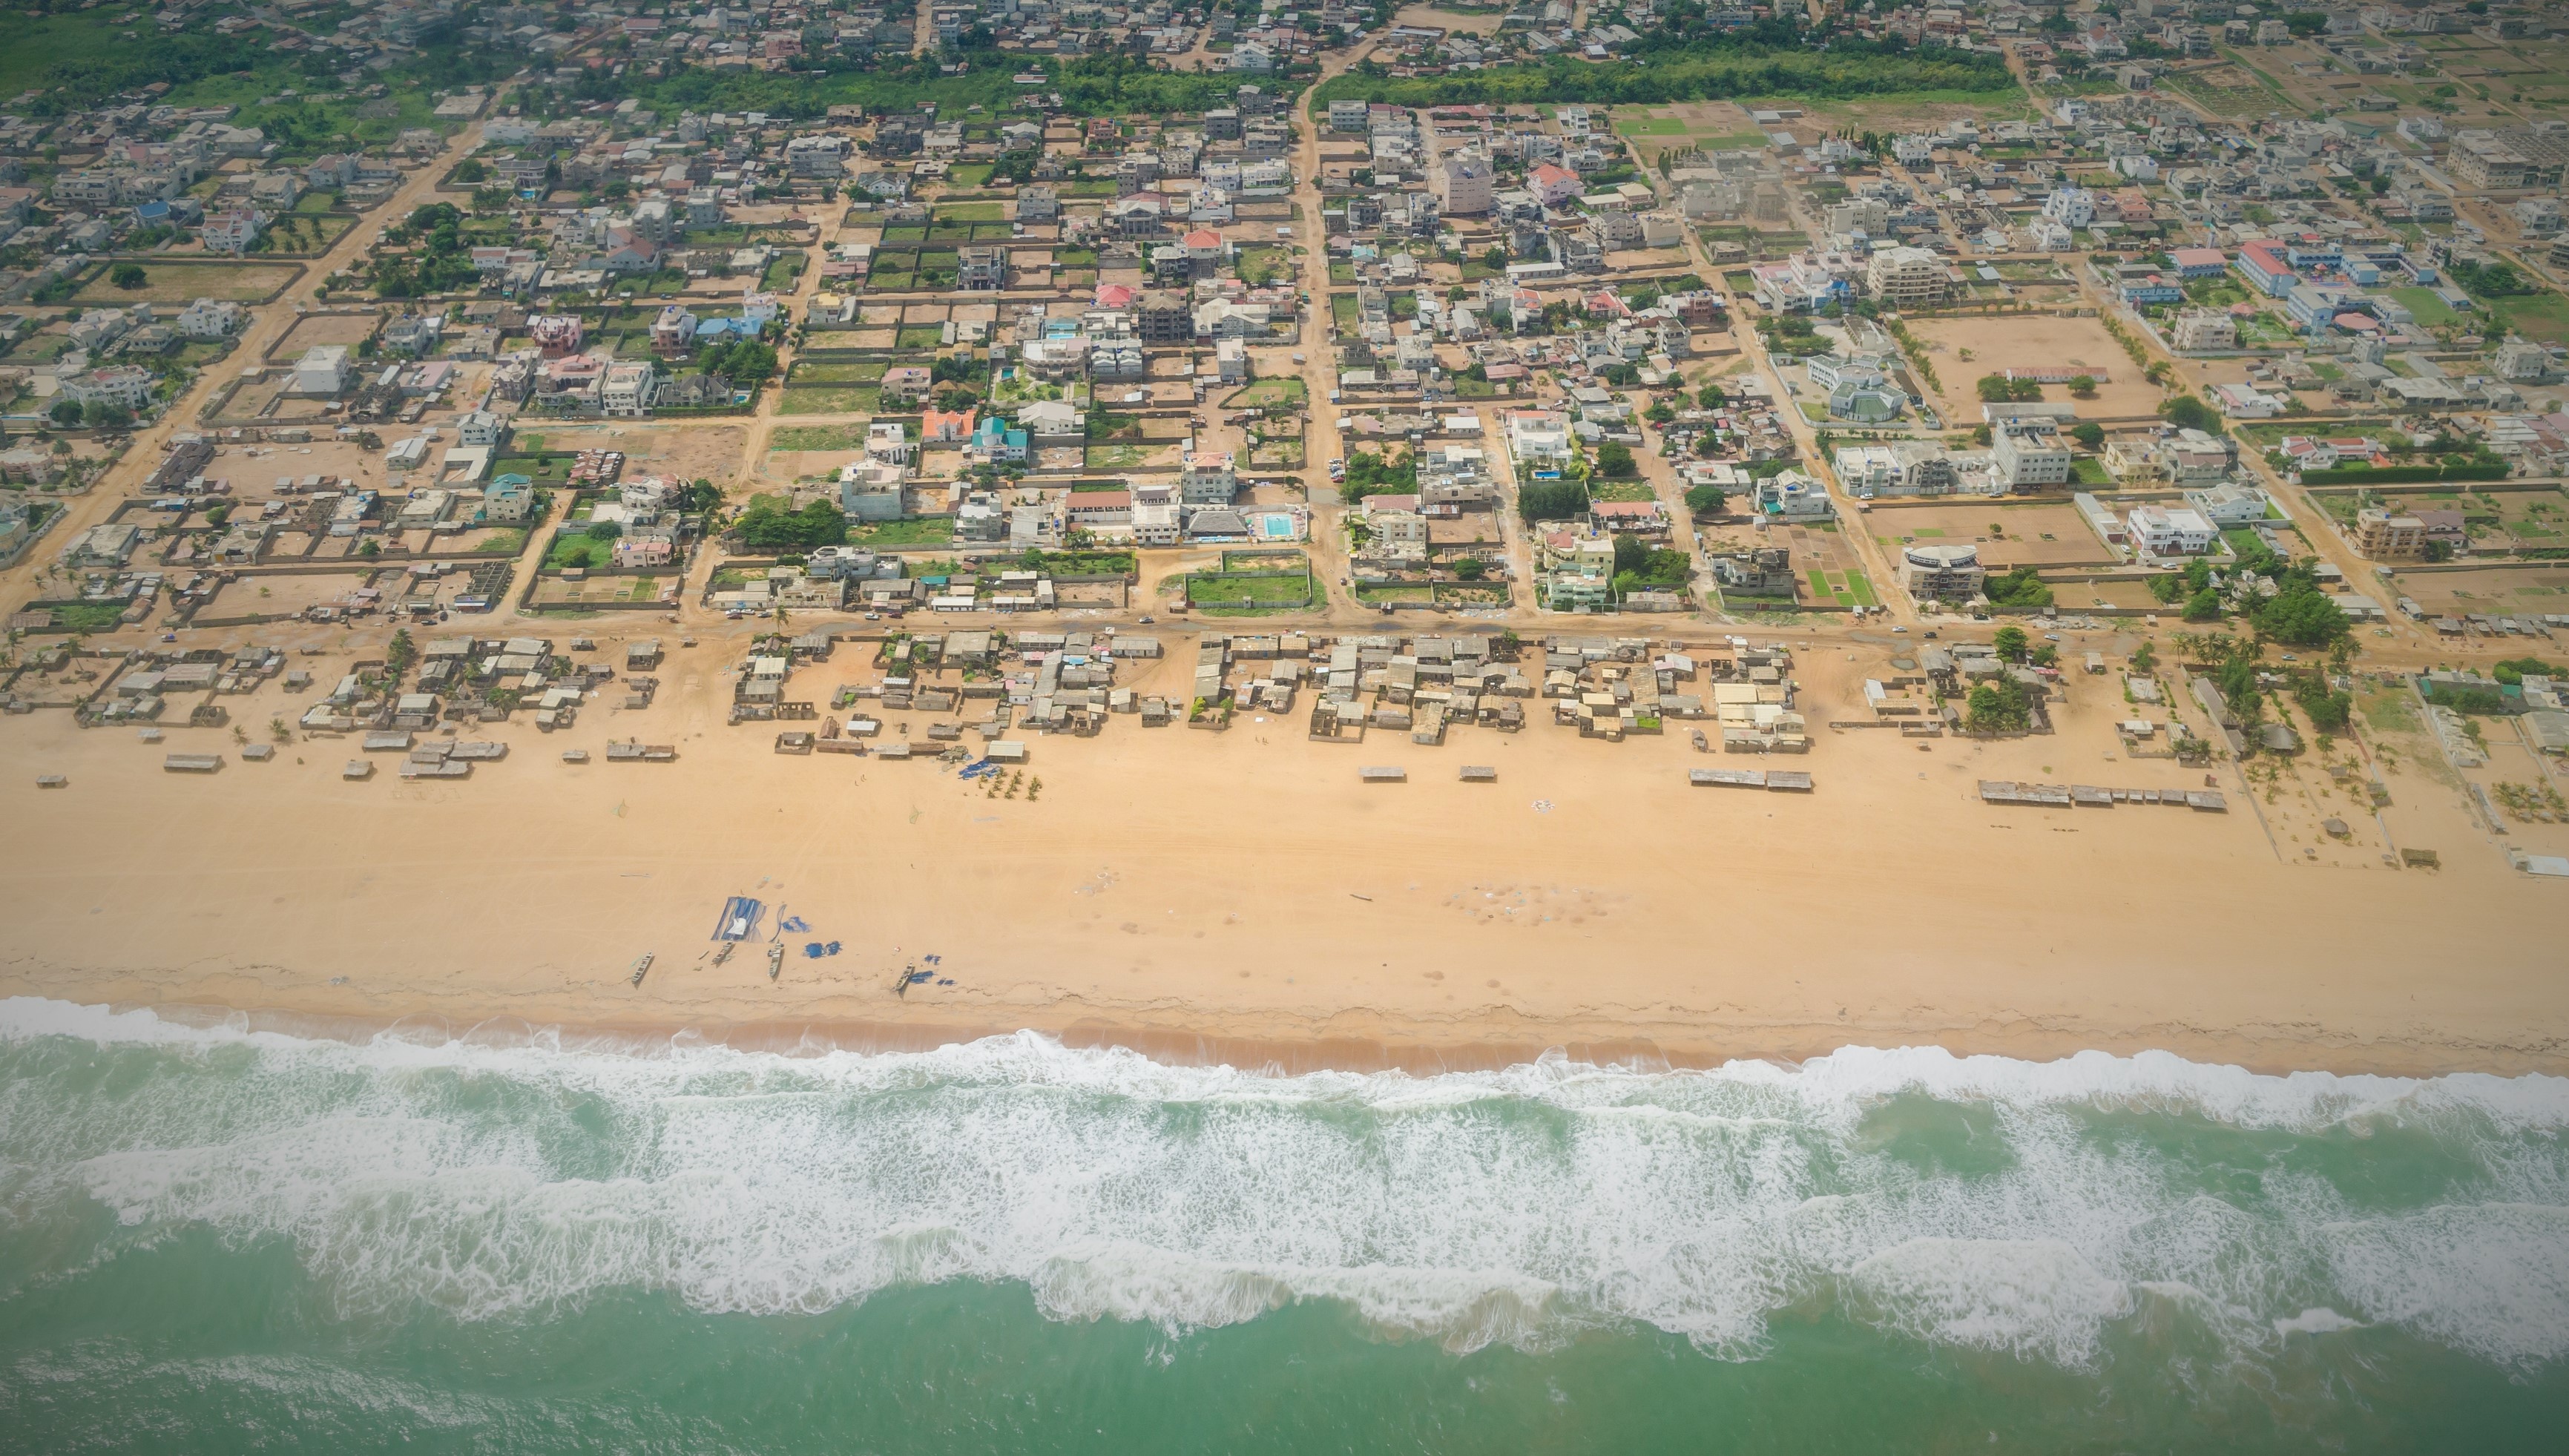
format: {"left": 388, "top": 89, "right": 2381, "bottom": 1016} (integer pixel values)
{"left": 1, "top": 998, "right": 2565, "bottom": 1452}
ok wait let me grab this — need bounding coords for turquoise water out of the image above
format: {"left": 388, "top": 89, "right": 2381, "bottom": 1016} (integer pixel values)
{"left": 2, "top": 999, "right": 2566, "bottom": 1452}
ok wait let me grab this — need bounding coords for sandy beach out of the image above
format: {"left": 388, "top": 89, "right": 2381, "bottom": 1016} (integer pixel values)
{"left": 3, "top": 629, "right": 2562, "bottom": 1078}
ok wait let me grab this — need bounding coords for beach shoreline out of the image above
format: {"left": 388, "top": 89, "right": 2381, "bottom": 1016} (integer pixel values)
{"left": 7, "top": 986, "right": 2564, "bottom": 1081}
{"left": 6, "top": 634, "right": 2565, "bottom": 1082}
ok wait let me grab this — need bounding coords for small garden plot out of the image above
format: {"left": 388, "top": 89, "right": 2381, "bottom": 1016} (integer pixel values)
{"left": 848, "top": 517, "right": 957, "bottom": 546}
{"left": 1223, "top": 378, "right": 1308, "bottom": 410}
{"left": 1587, "top": 478, "right": 1659, "bottom": 503}
{"left": 792, "top": 360, "right": 889, "bottom": 384}
{"left": 1182, "top": 567, "right": 1318, "bottom": 613}
{"left": 1084, "top": 443, "right": 1151, "bottom": 470}
{"left": 490, "top": 453, "right": 578, "bottom": 482}
{"left": 775, "top": 385, "right": 881, "bottom": 415}
{"left": 770, "top": 425, "right": 872, "bottom": 452}
{"left": 533, "top": 574, "right": 668, "bottom": 606}
{"left": 1235, "top": 246, "right": 1292, "bottom": 286}
{"left": 2496, "top": 290, "right": 2569, "bottom": 345}
{"left": 1803, "top": 568, "right": 1879, "bottom": 609}
{"left": 895, "top": 325, "right": 948, "bottom": 349}
{"left": 1611, "top": 111, "right": 1692, "bottom": 137}
{"left": 933, "top": 200, "right": 1004, "bottom": 223}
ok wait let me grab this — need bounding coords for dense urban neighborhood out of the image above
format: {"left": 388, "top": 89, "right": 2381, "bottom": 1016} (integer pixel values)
{"left": 4, "top": 0, "right": 2568, "bottom": 873}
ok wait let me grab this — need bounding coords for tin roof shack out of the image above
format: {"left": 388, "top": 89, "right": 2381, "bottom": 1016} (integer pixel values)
{"left": 731, "top": 650, "right": 792, "bottom": 720}
{"left": 625, "top": 639, "right": 664, "bottom": 672}
{"left": 1537, "top": 635, "right": 1787, "bottom": 745}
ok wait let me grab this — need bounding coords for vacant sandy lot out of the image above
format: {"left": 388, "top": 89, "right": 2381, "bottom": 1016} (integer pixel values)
{"left": 1869, "top": 499, "right": 2117, "bottom": 568}
{"left": 1910, "top": 314, "right": 2162, "bottom": 421}
{"left": 2392, "top": 562, "right": 2569, "bottom": 617}
{"left": 200, "top": 571, "right": 373, "bottom": 618}
{"left": 527, "top": 424, "right": 750, "bottom": 489}
{"left": 264, "top": 312, "right": 381, "bottom": 362}
{"left": 74, "top": 260, "right": 303, "bottom": 306}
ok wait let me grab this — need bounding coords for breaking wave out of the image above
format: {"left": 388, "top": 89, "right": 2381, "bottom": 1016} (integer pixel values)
{"left": 5, "top": 997, "right": 2568, "bottom": 1370}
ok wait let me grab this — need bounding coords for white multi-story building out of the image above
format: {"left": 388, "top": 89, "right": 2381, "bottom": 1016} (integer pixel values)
{"left": 2184, "top": 482, "right": 2270, "bottom": 526}
{"left": 2171, "top": 312, "right": 2237, "bottom": 350}
{"left": 602, "top": 361, "right": 658, "bottom": 418}
{"left": 1505, "top": 409, "right": 1573, "bottom": 478}
{"left": 1181, "top": 451, "right": 1237, "bottom": 505}
{"left": 1432, "top": 148, "right": 1493, "bottom": 215}
{"left": 455, "top": 409, "right": 507, "bottom": 447}
{"left": 866, "top": 421, "right": 914, "bottom": 469}
{"left": 1864, "top": 246, "right": 1950, "bottom": 306}
{"left": 1991, "top": 420, "right": 2071, "bottom": 489}
{"left": 2125, "top": 504, "right": 2218, "bottom": 556}
{"left": 293, "top": 344, "right": 352, "bottom": 397}
{"left": 175, "top": 297, "right": 244, "bottom": 338}
{"left": 2042, "top": 185, "right": 2096, "bottom": 230}
{"left": 59, "top": 366, "right": 155, "bottom": 411}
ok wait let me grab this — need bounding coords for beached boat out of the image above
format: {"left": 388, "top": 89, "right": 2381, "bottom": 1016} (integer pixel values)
{"left": 629, "top": 953, "right": 653, "bottom": 986}
{"left": 766, "top": 944, "right": 784, "bottom": 981}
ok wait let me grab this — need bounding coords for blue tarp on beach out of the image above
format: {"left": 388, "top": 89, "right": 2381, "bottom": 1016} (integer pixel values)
{"left": 714, "top": 897, "right": 763, "bottom": 942}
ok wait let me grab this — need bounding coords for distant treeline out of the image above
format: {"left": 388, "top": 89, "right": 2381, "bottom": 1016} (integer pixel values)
{"left": 613, "top": 55, "right": 1301, "bottom": 122}
{"left": 2300, "top": 462, "right": 2512, "bottom": 485}
{"left": 1308, "top": 39, "right": 2015, "bottom": 113}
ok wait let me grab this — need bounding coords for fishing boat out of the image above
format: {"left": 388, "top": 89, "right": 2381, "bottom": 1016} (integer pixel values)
{"left": 766, "top": 943, "right": 784, "bottom": 981}
{"left": 712, "top": 941, "right": 734, "bottom": 966}
{"left": 629, "top": 953, "right": 654, "bottom": 986}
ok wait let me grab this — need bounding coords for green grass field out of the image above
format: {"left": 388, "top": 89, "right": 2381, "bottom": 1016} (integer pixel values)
{"left": 2496, "top": 290, "right": 2569, "bottom": 345}
{"left": 2389, "top": 286, "right": 2463, "bottom": 327}
{"left": 774, "top": 385, "right": 881, "bottom": 415}
{"left": 1186, "top": 572, "right": 1316, "bottom": 610}
{"left": 791, "top": 360, "right": 889, "bottom": 383}
{"left": 848, "top": 517, "right": 956, "bottom": 546}
{"left": 1223, "top": 378, "right": 1308, "bottom": 410}
{"left": 768, "top": 425, "right": 871, "bottom": 452}
{"left": 1612, "top": 113, "right": 1691, "bottom": 136}
{"left": 1805, "top": 569, "right": 1878, "bottom": 609}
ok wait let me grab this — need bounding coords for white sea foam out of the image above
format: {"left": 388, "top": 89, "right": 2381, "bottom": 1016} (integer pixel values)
{"left": 4, "top": 997, "right": 2568, "bottom": 1370}
{"left": 1846, "top": 1238, "right": 2134, "bottom": 1368}
{"left": 2273, "top": 1306, "right": 2369, "bottom": 1339}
